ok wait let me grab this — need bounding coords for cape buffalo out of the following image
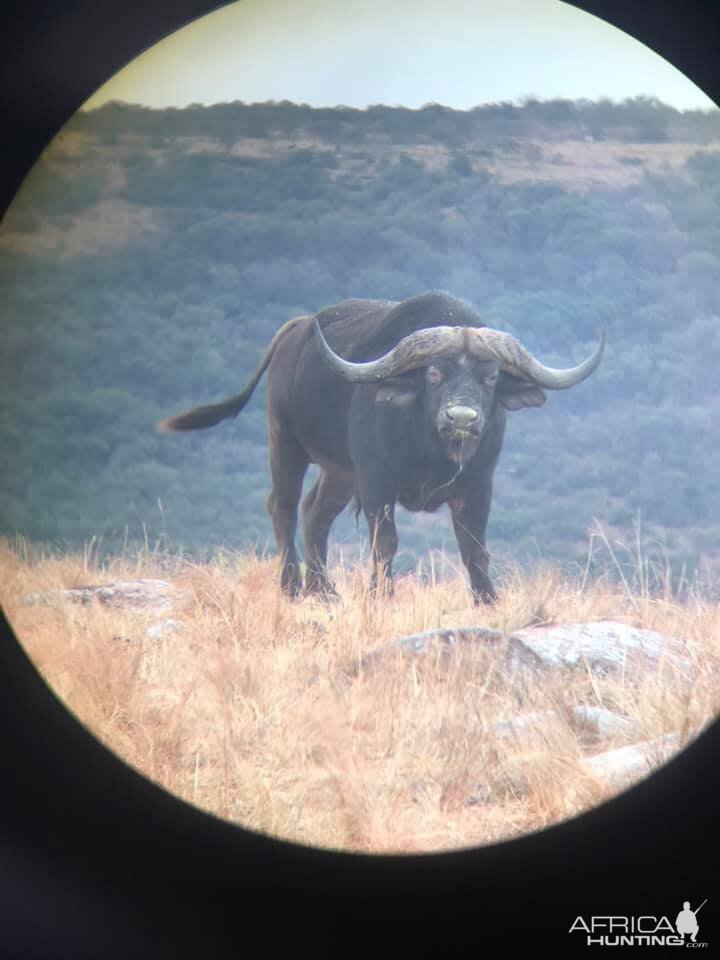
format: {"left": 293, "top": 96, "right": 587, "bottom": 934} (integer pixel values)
{"left": 158, "top": 292, "right": 604, "bottom": 603}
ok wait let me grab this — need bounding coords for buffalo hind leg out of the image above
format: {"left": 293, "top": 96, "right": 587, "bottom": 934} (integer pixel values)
{"left": 267, "top": 425, "right": 309, "bottom": 598}
{"left": 302, "top": 470, "right": 353, "bottom": 598}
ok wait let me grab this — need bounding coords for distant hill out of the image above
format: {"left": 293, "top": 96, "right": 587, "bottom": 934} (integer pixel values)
{"left": 1, "top": 98, "right": 719, "bottom": 587}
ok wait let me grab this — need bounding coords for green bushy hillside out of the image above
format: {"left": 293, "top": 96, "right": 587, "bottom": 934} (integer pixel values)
{"left": 1, "top": 98, "right": 719, "bottom": 584}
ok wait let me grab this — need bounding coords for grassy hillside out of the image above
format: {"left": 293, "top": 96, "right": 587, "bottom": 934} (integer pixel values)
{"left": 1, "top": 98, "right": 719, "bottom": 583}
{"left": 2, "top": 536, "right": 716, "bottom": 853}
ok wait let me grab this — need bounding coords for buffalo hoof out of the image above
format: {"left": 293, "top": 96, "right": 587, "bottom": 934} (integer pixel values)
{"left": 280, "top": 573, "right": 304, "bottom": 599}
{"left": 472, "top": 584, "right": 498, "bottom": 605}
{"left": 304, "top": 581, "right": 340, "bottom": 603}
{"left": 282, "top": 586, "right": 304, "bottom": 601}
{"left": 369, "top": 576, "right": 395, "bottom": 599}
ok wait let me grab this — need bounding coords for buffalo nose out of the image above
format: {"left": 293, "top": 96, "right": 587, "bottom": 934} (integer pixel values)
{"left": 445, "top": 405, "right": 479, "bottom": 429}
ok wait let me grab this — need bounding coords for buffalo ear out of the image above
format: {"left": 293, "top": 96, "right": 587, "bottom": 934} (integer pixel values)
{"left": 375, "top": 379, "right": 420, "bottom": 407}
{"left": 497, "top": 374, "right": 546, "bottom": 411}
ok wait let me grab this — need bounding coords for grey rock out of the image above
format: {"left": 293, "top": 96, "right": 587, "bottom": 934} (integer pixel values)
{"left": 582, "top": 733, "right": 681, "bottom": 790}
{"left": 570, "top": 705, "right": 641, "bottom": 739}
{"left": 492, "top": 710, "right": 558, "bottom": 740}
{"left": 354, "top": 620, "right": 692, "bottom": 685}
{"left": 145, "top": 618, "right": 186, "bottom": 639}
{"left": 507, "top": 620, "right": 692, "bottom": 681}
{"left": 467, "top": 784, "right": 494, "bottom": 806}
{"left": 490, "top": 705, "right": 641, "bottom": 746}
{"left": 356, "top": 625, "right": 503, "bottom": 673}
{"left": 21, "top": 593, "right": 42, "bottom": 606}
{"left": 22, "top": 579, "right": 183, "bottom": 613}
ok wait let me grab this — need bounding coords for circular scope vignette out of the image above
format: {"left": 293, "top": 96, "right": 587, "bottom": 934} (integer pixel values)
{"left": 1, "top": 0, "right": 718, "bottom": 857}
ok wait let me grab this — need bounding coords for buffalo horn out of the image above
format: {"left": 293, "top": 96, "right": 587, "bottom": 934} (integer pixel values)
{"left": 314, "top": 321, "right": 466, "bottom": 381}
{"left": 467, "top": 327, "right": 606, "bottom": 389}
{"left": 314, "top": 318, "right": 605, "bottom": 389}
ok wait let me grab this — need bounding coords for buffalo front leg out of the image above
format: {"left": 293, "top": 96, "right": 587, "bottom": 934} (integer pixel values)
{"left": 362, "top": 503, "right": 398, "bottom": 598}
{"left": 267, "top": 425, "right": 309, "bottom": 598}
{"left": 301, "top": 470, "right": 353, "bottom": 598}
{"left": 357, "top": 469, "right": 399, "bottom": 596}
{"left": 367, "top": 505, "right": 399, "bottom": 596}
{"left": 449, "top": 486, "right": 497, "bottom": 605}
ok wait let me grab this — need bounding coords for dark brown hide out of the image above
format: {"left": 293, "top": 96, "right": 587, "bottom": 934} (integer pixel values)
{"left": 158, "top": 292, "right": 603, "bottom": 602}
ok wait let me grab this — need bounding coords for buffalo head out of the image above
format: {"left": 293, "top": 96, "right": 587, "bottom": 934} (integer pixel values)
{"left": 314, "top": 320, "right": 605, "bottom": 464}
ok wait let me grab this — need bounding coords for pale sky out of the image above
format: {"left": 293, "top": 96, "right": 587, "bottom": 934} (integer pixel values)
{"left": 82, "top": 0, "right": 717, "bottom": 112}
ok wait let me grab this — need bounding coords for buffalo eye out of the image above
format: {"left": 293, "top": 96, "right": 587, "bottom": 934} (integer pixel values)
{"left": 426, "top": 366, "right": 444, "bottom": 386}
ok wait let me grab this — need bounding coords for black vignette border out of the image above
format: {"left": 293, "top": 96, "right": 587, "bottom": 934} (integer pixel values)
{"left": 0, "top": 0, "right": 718, "bottom": 955}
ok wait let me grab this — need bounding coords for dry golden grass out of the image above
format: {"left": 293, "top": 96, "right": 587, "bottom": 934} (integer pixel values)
{"left": 1, "top": 535, "right": 717, "bottom": 854}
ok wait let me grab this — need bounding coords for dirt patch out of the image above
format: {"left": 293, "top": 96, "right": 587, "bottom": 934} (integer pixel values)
{"left": 43, "top": 129, "right": 93, "bottom": 160}
{"left": 484, "top": 138, "right": 720, "bottom": 190}
{"left": 0, "top": 198, "right": 158, "bottom": 256}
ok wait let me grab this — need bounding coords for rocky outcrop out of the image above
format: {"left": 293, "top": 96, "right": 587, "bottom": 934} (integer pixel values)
{"left": 507, "top": 620, "right": 691, "bottom": 681}
{"left": 358, "top": 619, "right": 692, "bottom": 684}
{"left": 582, "top": 734, "right": 682, "bottom": 790}
{"left": 357, "top": 619, "right": 697, "bottom": 798}
{"left": 23, "top": 578, "right": 184, "bottom": 613}
{"left": 355, "top": 625, "right": 503, "bottom": 672}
